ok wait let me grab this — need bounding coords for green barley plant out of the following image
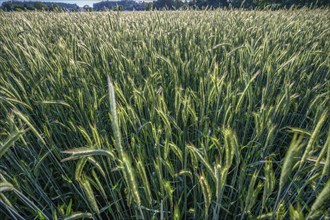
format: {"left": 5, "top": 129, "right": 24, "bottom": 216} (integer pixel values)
{"left": 0, "top": 8, "right": 329, "bottom": 219}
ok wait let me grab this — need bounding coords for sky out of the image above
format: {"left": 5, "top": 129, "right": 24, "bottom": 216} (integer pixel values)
{"left": 0, "top": 0, "right": 109, "bottom": 7}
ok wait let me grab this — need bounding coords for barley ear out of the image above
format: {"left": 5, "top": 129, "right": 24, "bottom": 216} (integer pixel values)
{"left": 308, "top": 179, "right": 330, "bottom": 219}
{"left": 300, "top": 111, "right": 328, "bottom": 169}
{"left": 108, "top": 75, "right": 123, "bottom": 154}
{"left": 199, "top": 173, "right": 212, "bottom": 220}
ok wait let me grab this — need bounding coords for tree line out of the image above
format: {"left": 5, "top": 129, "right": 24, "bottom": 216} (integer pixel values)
{"left": 1, "top": 1, "right": 79, "bottom": 11}
{"left": 93, "top": 1, "right": 148, "bottom": 11}
{"left": 1, "top": 0, "right": 329, "bottom": 12}
{"left": 154, "top": 0, "right": 329, "bottom": 9}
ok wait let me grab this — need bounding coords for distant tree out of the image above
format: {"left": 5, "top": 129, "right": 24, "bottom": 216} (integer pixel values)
{"left": 114, "top": 5, "right": 124, "bottom": 11}
{"left": 220, "top": 0, "right": 229, "bottom": 7}
{"left": 83, "top": 5, "right": 93, "bottom": 11}
{"left": 173, "top": 0, "right": 184, "bottom": 8}
{"left": 1, "top": 1, "right": 80, "bottom": 11}
{"left": 253, "top": 0, "right": 270, "bottom": 8}
{"left": 50, "top": 4, "right": 62, "bottom": 11}
{"left": 23, "top": 3, "right": 32, "bottom": 10}
{"left": 192, "top": 0, "right": 207, "bottom": 8}
{"left": 93, "top": 0, "right": 144, "bottom": 11}
{"left": 145, "top": 2, "right": 153, "bottom": 10}
{"left": 228, "top": 0, "right": 251, "bottom": 8}
{"left": 1, "top": 2, "right": 14, "bottom": 11}
{"left": 13, "top": 3, "right": 25, "bottom": 11}
{"left": 154, "top": 0, "right": 176, "bottom": 9}
{"left": 34, "top": 2, "right": 48, "bottom": 10}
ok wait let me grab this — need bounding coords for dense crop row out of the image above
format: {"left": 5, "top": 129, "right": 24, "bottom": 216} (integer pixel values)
{"left": 0, "top": 9, "right": 329, "bottom": 219}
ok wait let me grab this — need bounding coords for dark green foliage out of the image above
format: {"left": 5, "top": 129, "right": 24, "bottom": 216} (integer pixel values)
{"left": 0, "top": 1, "right": 79, "bottom": 11}
{"left": 93, "top": 1, "right": 146, "bottom": 11}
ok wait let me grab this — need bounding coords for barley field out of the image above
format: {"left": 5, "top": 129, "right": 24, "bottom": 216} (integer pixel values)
{"left": 0, "top": 9, "right": 329, "bottom": 220}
